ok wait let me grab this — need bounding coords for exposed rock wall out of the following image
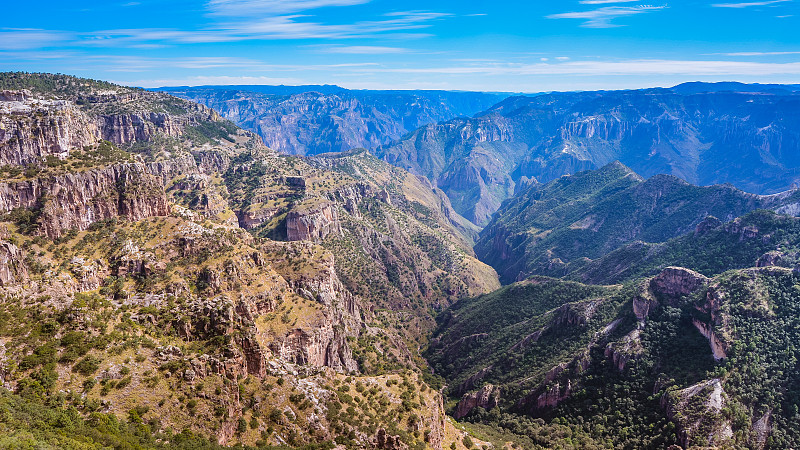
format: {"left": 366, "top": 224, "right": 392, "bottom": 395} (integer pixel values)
{"left": 286, "top": 203, "right": 341, "bottom": 242}
{"left": 648, "top": 266, "right": 709, "bottom": 301}
{"left": 0, "top": 89, "right": 223, "bottom": 166}
{"left": 663, "top": 378, "right": 734, "bottom": 448}
{"left": 269, "top": 324, "right": 357, "bottom": 372}
{"left": 0, "top": 154, "right": 209, "bottom": 238}
{"left": 692, "top": 319, "right": 728, "bottom": 360}
{"left": 0, "top": 240, "right": 27, "bottom": 286}
{"left": 454, "top": 384, "right": 499, "bottom": 419}
{"left": 0, "top": 99, "right": 96, "bottom": 165}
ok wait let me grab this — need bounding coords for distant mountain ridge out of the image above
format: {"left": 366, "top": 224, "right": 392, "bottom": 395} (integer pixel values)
{"left": 159, "top": 85, "right": 508, "bottom": 157}
{"left": 378, "top": 83, "right": 800, "bottom": 225}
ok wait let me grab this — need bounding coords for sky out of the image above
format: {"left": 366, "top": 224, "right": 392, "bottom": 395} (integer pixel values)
{"left": 2, "top": 0, "right": 800, "bottom": 92}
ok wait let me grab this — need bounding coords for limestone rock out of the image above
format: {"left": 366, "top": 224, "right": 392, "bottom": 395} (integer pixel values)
{"left": 0, "top": 240, "right": 27, "bottom": 286}
{"left": 374, "top": 428, "right": 409, "bottom": 450}
{"left": 694, "top": 215, "right": 722, "bottom": 236}
{"left": 756, "top": 250, "right": 783, "bottom": 267}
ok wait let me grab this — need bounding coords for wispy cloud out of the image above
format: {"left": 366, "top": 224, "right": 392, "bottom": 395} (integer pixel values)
{"left": 119, "top": 75, "right": 307, "bottom": 88}
{"left": 579, "top": 0, "right": 640, "bottom": 4}
{"left": 547, "top": 5, "right": 666, "bottom": 28}
{"left": 77, "top": 55, "right": 381, "bottom": 73}
{"left": 206, "top": 0, "right": 371, "bottom": 16}
{"left": 712, "top": 0, "right": 789, "bottom": 8}
{"left": 0, "top": 10, "right": 448, "bottom": 50}
{"left": 0, "top": 28, "right": 73, "bottom": 50}
{"left": 317, "top": 45, "right": 410, "bottom": 54}
{"left": 719, "top": 51, "right": 800, "bottom": 56}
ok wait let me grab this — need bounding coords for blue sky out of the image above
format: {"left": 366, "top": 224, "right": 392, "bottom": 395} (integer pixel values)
{"left": 2, "top": 0, "right": 800, "bottom": 91}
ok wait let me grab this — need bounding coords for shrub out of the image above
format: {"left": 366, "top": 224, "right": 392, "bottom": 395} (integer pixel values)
{"left": 73, "top": 356, "right": 101, "bottom": 376}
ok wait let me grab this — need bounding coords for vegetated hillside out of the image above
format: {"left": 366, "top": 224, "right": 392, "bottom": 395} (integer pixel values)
{"left": 160, "top": 86, "right": 507, "bottom": 157}
{"left": 217, "top": 147, "right": 499, "bottom": 350}
{"left": 475, "top": 161, "right": 800, "bottom": 284}
{"left": 570, "top": 209, "right": 800, "bottom": 285}
{"left": 428, "top": 264, "right": 800, "bottom": 449}
{"left": 0, "top": 72, "right": 497, "bottom": 449}
{"left": 377, "top": 83, "right": 800, "bottom": 225}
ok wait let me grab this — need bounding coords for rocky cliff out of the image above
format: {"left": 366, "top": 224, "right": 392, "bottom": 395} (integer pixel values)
{"left": 0, "top": 76, "right": 226, "bottom": 167}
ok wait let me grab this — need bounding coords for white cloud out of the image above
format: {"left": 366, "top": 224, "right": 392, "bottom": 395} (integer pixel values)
{"left": 712, "top": 0, "right": 789, "bottom": 8}
{"left": 579, "top": 0, "right": 640, "bottom": 4}
{"left": 205, "top": 0, "right": 371, "bottom": 16}
{"left": 719, "top": 51, "right": 800, "bottom": 56}
{"left": 0, "top": 10, "right": 447, "bottom": 50}
{"left": 119, "top": 75, "right": 308, "bottom": 88}
{"left": 0, "top": 29, "right": 73, "bottom": 50}
{"left": 547, "top": 5, "right": 666, "bottom": 28}
{"left": 318, "top": 45, "right": 410, "bottom": 54}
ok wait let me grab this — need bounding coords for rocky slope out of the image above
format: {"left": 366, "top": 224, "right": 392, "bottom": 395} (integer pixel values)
{"left": 428, "top": 259, "right": 800, "bottom": 448}
{"left": 476, "top": 161, "right": 800, "bottom": 284}
{"left": 0, "top": 73, "right": 495, "bottom": 449}
{"left": 0, "top": 73, "right": 228, "bottom": 167}
{"left": 377, "top": 83, "right": 800, "bottom": 225}
{"left": 160, "top": 86, "right": 507, "bottom": 157}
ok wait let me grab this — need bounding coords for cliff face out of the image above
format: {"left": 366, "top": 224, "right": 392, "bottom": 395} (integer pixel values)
{"left": 286, "top": 203, "right": 341, "bottom": 242}
{"left": 0, "top": 80, "right": 225, "bottom": 167}
{"left": 454, "top": 384, "right": 499, "bottom": 419}
{"left": 663, "top": 378, "right": 734, "bottom": 448}
{"left": 0, "top": 157, "right": 207, "bottom": 238}
{"left": 0, "top": 97, "right": 96, "bottom": 165}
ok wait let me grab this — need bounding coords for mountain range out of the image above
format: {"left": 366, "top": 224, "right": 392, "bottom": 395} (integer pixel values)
{"left": 160, "top": 85, "right": 507, "bottom": 158}
{"left": 168, "top": 82, "right": 800, "bottom": 227}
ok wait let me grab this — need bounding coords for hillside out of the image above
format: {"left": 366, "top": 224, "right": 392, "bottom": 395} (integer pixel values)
{"left": 428, "top": 264, "right": 800, "bottom": 448}
{"left": 475, "top": 162, "right": 800, "bottom": 284}
{"left": 0, "top": 72, "right": 498, "bottom": 449}
{"left": 569, "top": 209, "right": 800, "bottom": 285}
{"left": 160, "top": 86, "right": 507, "bottom": 157}
{"left": 377, "top": 84, "right": 800, "bottom": 225}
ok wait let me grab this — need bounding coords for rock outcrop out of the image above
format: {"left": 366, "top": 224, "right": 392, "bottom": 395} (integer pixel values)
{"left": 269, "top": 325, "right": 357, "bottom": 372}
{"left": 663, "top": 378, "right": 734, "bottom": 449}
{"left": 648, "top": 267, "right": 709, "bottom": 301}
{"left": 0, "top": 97, "right": 96, "bottom": 165}
{"left": 286, "top": 203, "right": 341, "bottom": 242}
{"left": 0, "top": 88, "right": 223, "bottom": 166}
{"left": 0, "top": 240, "right": 27, "bottom": 286}
{"left": 454, "top": 384, "right": 499, "bottom": 419}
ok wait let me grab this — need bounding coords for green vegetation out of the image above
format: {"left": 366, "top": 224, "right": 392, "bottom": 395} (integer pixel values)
{"left": 570, "top": 209, "right": 800, "bottom": 284}
{"left": 476, "top": 162, "right": 799, "bottom": 283}
{"left": 0, "top": 72, "right": 127, "bottom": 98}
